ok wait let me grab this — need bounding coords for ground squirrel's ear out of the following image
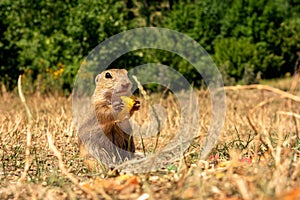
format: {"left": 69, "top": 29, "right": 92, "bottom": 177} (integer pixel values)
{"left": 95, "top": 74, "right": 100, "bottom": 84}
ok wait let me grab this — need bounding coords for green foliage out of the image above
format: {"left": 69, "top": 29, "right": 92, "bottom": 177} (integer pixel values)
{"left": 0, "top": 0, "right": 300, "bottom": 93}
{"left": 165, "top": 0, "right": 228, "bottom": 53}
{"left": 165, "top": 0, "right": 299, "bottom": 84}
{"left": 0, "top": 0, "right": 130, "bottom": 94}
{"left": 214, "top": 37, "right": 257, "bottom": 84}
{"left": 216, "top": 0, "right": 299, "bottom": 79}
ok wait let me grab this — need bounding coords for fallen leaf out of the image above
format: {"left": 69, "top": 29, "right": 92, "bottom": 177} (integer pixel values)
{"left": 277, "top": 188, "right": 300, "bottom": 200}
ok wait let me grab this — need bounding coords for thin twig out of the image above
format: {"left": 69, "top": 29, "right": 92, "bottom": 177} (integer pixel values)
{"left": 152, "top": 107, "right": 161, "bottom": 150}
{"left": 17, "top": 75, "right": 32, "bottom": 184}
{"left": 277, "top": 111, "right": 300, "bottom": 138}
{"left": 233, "top": 174, "right": 252, "bottom": 200}
{"left": 17, "top": 126, "right": 32, "bottom": 184}
{"left": 246, "top": 96, "right": 280, "bottom": 135}
{"left": 225, "top": 84, "right": 300, "bottom": 150}
{"left": 132, "top": 75, "right": 161, "bottom": 151}
{"left": 132, "top": 75, "right": 148, "bottom": 155}
{"left": 18, "top": 75, "right": 33, "bottom": 122}
{"left": 46, "top": 129, "right": 111, "bottom": 200}
{"left": 289, "top": 73, "right": 299, "bottom": 93}
{"left": 224, "top": 84, "right": 300, "bottom": 103}
{"left": 276, "top": 111, "right": 300, "bottom": 119}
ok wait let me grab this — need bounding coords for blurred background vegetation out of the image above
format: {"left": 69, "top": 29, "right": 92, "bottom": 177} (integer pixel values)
{"left": 1, "top": 0, "right": 299, "bottom": 95}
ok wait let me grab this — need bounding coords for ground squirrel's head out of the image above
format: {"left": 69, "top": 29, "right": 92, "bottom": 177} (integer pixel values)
{"left": 93, "top": 69, "right": 132, "bottom": 103}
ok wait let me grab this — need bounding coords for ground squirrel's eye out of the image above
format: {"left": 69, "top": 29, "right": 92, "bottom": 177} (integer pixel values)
{"left": 105, "top": 72, "right": 112, "bottom": 79}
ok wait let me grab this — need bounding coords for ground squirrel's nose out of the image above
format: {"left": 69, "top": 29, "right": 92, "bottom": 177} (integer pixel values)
{"left": 122, "top": 82, "right": 131, "bottom": 89}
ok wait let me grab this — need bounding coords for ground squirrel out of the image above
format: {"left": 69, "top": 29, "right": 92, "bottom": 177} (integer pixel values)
{"left": 78, "top": 69, "right": 140, "bottom": 169}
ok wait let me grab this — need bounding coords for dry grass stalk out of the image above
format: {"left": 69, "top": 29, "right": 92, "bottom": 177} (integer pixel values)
{"left": 290, "top": 71, "right": 300, "bottom": 93}
{"left": 17, "top": 75, "right": 33, "bottom": 122}
{"left": 233, "top": 174, "right": 252, "bottom": 200}
{"left": 17, "top": 75, "right": 32, "bottom": 184}
{"left": 224, "top": 84, "right": 300, "bottom": 102}
{"left": 1, "top": 77, "right": 299, "bottom": 199}
{"left": 132, "top": 75, "right": 161, "bottom": 151}
{"left": 245, "top": 97, "right": 281, "bottom": 154}
{"left": 225, "top": 84, "right": 300, "bottom": 156}
{"left": 46, "top": 129, "right": 110, "bottom": 200}
{"left": 17, "top": 126, "right": 32, "bottom": 184}
{"left": 277, "top": 111, "right": 300, "bottom": 119}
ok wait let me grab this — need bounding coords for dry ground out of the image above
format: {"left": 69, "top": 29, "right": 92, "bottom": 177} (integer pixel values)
{"left": 0, "top": 77, "right": 299, "bottom": 200}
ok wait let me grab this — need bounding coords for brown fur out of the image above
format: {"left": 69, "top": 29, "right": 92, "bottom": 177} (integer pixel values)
{"left": 78, "top": 69, "right": 137, "bottom": 169}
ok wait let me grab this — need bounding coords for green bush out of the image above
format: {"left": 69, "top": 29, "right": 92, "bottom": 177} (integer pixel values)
{"left": 214, "top": 37, "right": 258, "bottom": 84}
{"left": 0, "top": 0, "right": 130, "bottom": 94}
{"left": 215, "top": 0, "right": 299, "bottom": 79}
{"left": 1, "top": 0, "right": 300, "bottom": 93}
{"left": 165, "top": 0, "right": 300, "bottom": 84}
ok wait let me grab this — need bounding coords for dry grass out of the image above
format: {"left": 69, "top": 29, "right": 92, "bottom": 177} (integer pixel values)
{"left": 0, "top": 77, "right": 299, "bottom": 199}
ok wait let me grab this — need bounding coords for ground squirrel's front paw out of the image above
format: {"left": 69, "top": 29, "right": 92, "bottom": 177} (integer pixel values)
{"left": 112, "top": 100, "right": 124, "bottom": 111}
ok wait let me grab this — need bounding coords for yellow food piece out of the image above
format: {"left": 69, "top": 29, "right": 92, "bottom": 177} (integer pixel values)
{"left": 117, "top": 96, "right": 139, "bottom": 121}
{"left": 120, "top": 96, "right": 136, "bottom": 110}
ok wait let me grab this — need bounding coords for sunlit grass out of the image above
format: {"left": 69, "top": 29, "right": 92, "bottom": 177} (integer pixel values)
{"left": 0, "top": 78, "right": 299, "bottom": 199}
